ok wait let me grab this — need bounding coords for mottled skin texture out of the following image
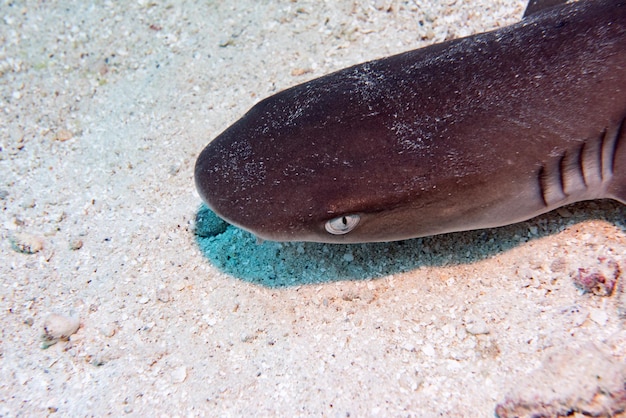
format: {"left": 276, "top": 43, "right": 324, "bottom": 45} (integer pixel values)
{"left": 195, "top": 0, "right": 626, "bottom": 243}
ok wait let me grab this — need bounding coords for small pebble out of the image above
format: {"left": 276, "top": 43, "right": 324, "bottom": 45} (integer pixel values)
{"left": 290, "top": 67, "right": 312, "bottom": 76}
{"left": 157, "top": 288, "right": 171, "bottom": 303}
{"left": 171, "top": 366, "right": 187, "bottom": 383}
{"left": 10, "top": 232, "right": 44, "bottom": 254}
{"left": 465, "top": 317, "right": 490, "bottom": 335}
{"left": 374, "top": 0, "right": 393, "bottom": 11}
{"left": 402, "top": 343, "right": 415, "bottom": 352}
{"left": 573, "top": 259, "right": 619, "bottom": 296}
{"left": 54, "top": 129, "right": 73, "bottom": 141}
{"left": 218, "top": 37, "right": 235, "bottom": 48}
{"left": 421, "top": 344, "right": 435, "bottom": 357}
{"left": 589, "top": 309, "right": 608, "bottom": 326}
{"left": 69, "top": 239, "right": 83, "bottom": 250}
{"left": 100, "top": 323, "right": 117, "bottom": 338}
{"left": 168, "top": 163, "right": 181, "bottom": 176}
{"left": 560, "top": 305, "right": 588, "bottom": 327}
{"left": 42, "top": 313, "right": 80, "bottom": 348}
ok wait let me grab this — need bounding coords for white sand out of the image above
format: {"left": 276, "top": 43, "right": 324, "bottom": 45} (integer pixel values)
{"left": 1, "top": 0, "right": 625, "bottom": 416}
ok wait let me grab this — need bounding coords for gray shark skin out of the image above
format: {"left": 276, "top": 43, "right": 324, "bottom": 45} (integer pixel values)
{"left": 195, "top": 0, "right": 626, "bottom": 243}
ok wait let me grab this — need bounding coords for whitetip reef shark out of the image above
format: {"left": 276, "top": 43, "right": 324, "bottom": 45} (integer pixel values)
{"left": 195, "top": 0, "right": 626, "bottom": 243}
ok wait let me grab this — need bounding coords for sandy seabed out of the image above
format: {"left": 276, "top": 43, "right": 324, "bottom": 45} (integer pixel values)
{"left": 1, "top": 0, "right": 625, "bottom": 416}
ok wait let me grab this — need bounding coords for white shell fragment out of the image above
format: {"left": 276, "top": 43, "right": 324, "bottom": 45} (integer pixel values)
{"left": 41, "top": 313, "right": 80, "bottom": 349}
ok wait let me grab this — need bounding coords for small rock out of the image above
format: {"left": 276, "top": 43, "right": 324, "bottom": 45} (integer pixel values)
{"left": 54, "top": 129, "right": 73, "bottom": 142}
{"left": 100, "top": 323, "right": 116, "bottom": 338}
{"left": 421, "top": 344, "right": 435, "bottom": 357}
{"left": 589, "top": 309, "right": 608, "bottom": 326}
{"left": 402, "top": 343, "right": 415, "bottom": 352}
{"left": 290, "top": 67, "right": 312, "bottom": 76}
{"left": 42, "top": 313, "right": 80, "bottom": 348}
{"left": 398, "top": 374, "right": 421, "bottom": 392}
{"left": 374, "top": 0, "right": 393, "bottom": 11}
{"left": 218, "top": 37, "right": 235, "bottom": 48}
{"left": 560, "top": 305, "right": 588, "bottom": 327}
{"left": 465, "top": 317, "right": 490, "bottom": 335}
{"left": 69, "top": 239, "right": 83, "bottom": 250}
{"left": 168, "top": 163, "right": 181, "bottom": 176}
{"left": 573, "top": 258, "right": 620, "bottom": 296}
{"left": 157, "top": 288, "right": 171, "bottom": 303}
{"left": 10, "top": 232, "right": 44, "bottom": 254}
{"left": 171, "top": 366, "right": 187, "bottom": 383}
{"left": 550, "top": 257, "right": 567, "bottom": 273}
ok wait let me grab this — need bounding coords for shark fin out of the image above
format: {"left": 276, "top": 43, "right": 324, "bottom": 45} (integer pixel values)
{"left": 523, "top": 0, "right": 571, "bottom": 18}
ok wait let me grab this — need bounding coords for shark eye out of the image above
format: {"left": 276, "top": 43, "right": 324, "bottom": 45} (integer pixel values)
{"left": 325, "top": 214, "right": 360, "bottom": 235}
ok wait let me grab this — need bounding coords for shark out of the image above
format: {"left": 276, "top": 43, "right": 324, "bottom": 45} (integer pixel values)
{"left": 195, "top": 0, "right": 625, "bottom": 243}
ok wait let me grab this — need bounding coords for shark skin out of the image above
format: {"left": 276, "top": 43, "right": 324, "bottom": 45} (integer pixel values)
{"left": 195, "top": 0, "right": 626, "bottom": 243}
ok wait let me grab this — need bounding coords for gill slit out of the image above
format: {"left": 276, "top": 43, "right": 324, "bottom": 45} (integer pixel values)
{"left": 537, "top": 115, "right": 625, "bottom": 208}
{"left": 558, "top": 153, "right": 567, "bottom": 198}
{"left": 578, "top": 140, "right": 588, "bottom": 188}
{"left": 538, "top": 166, "right": 548, "bottom": 207}
{"left": 606, "top": 117, "right": 625, "bottom": 179}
